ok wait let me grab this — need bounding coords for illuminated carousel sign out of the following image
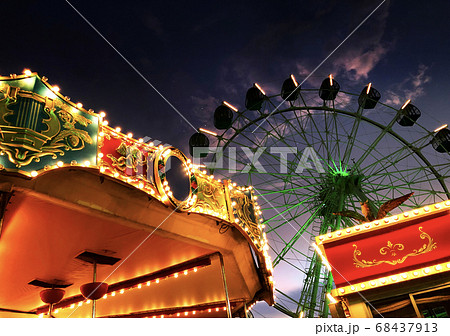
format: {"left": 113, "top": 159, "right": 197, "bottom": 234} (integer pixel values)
{"left": 0, "top": 71, "right": 272, "bottom": 263}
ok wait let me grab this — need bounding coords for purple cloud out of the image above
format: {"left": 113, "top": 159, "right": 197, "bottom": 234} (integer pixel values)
{"left": 384, "top": 64, "right": 431, "bottom": 106}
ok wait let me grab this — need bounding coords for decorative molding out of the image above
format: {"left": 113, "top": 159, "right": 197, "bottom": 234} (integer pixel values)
{"left": 353, "top": 227, "right": 437, "bottom": 268}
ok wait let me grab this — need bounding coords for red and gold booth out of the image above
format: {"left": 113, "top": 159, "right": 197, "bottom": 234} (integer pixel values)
{"left": 315, "top": 200, "right": 450, "bottom": 318}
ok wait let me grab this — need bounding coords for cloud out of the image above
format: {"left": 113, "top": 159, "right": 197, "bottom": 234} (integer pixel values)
{"left": 384, "top": 64, "right": 431, "bottom": 106}
{"left": 143, "top": 13, "right": 164, "bottom": 38}
{"left": 333, "top": 45, "right": 388, "bottom": 81}
{"left": 411, "top": 64, "right": 431, "bottom": 88}
{"left": 213, "top": 0, "right": 393, "bottom": 122}
{"left": 293, "top": 2, "right": 392, "bottom": 86}
{"left": 333, "top": 1, "right": 391, "bottom": 80}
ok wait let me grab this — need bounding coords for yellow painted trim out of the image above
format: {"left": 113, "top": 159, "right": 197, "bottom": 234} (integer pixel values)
{"left": 332, "top": 260, "right": 450, "bottom": 297}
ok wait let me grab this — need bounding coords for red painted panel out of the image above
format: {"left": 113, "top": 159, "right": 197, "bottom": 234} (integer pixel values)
{"left": 323, "top": 211, "right": 450, "bottom": 287}
{"left": 100, "top": 130, "right": 154, "bottom": 179}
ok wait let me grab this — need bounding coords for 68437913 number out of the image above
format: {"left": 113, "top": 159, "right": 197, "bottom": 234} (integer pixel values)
{"left": 375, "top": 323, "right": 437, "bottom": 333}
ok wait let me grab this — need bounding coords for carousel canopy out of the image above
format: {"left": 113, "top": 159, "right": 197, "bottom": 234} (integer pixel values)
{"left": 0, "top": 71, "right": 274, "bottom": 318}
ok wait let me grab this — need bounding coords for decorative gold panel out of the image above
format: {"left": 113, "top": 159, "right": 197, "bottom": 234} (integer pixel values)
{"left": 353, "top": 227, "right": 437, "bottom": 268}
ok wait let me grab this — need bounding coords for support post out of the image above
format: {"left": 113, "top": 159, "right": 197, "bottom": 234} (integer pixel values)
{"left": 92, "top": 261, "right": 97, "bottom": 318}
{"left": 47, "top": 303, "right": 53, "bottom": 318}
{"left": 217, "top": 253, "right": 232, "bottom": 318}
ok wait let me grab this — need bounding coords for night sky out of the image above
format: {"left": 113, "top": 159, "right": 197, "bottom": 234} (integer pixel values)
{"left": 2, "top": 1, "right": 449, "bottom": 152}
{"left": 2, "top": 0, "right": 450, "bottom": 317}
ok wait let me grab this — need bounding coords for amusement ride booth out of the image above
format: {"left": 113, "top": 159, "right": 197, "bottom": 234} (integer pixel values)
{"left": 316, "top": 200, "right": 450, "bottom": 318}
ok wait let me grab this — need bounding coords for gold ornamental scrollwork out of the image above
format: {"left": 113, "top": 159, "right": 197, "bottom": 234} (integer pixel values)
{"left": 379, "top": 241, "right": 404, "bottom": 257}
{"left": 0, "top": 86, "right": 94, "bottom": 167}
{"left": 106, "top": 142, "right": 146, "bottom": 173}
{"left": 191, "top": 174, "right": 228, "bottom": 217}
{"left": 353, "top": 226, "right": 437, "bottom": 268}
{"left": 232, "top": 191, "right": 260, "bottom": 238}
{"left": 0, "top": 84, "right": 17, "bottom": 125}
{"left": 228, "top": 187, "right": 262, "bottom": 245}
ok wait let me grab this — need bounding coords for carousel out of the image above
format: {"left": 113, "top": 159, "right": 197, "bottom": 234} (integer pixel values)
{"left": 0, "top": 70, "right": 274, "bottom": 318}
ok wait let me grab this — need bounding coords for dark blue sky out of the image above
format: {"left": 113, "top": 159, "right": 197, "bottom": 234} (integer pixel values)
{"left": 2, "top": 0, "right": 449, "bottom": 154}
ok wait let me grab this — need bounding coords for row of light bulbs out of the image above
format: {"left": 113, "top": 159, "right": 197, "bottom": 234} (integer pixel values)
{"left": 37, "top": 266, "right": 202, "bottom": 317}
{"left": 20, "top": 69, "right": 93, "bottom": 115}
{"left": 227, "top": 184, "right": 273, "bottom": 282}
{"left": 318, "top": 200, "right": 450, "bottom": 243}
{"left": 331, "top": 260, "right": 450, "bottom": 298}
{"left": 145, "top": 306, "right": 228, "bottom": 318}
{"left": 29, "top": 159, "right": 94, "bottom": 177}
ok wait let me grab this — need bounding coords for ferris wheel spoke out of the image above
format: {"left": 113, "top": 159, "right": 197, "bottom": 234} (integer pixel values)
{"left": 256, "top": 182, "right": 323, "bottom": 196}
{"left": 341, "top": 104, "right": 364, "bottom": 166}
{"left": 362, "top": 175, "right": 438, "bottom": 200}
{"left": 365, "top": 156, "right": 438, "bottom": 189}
{"left": 363, "top": 163, "right": 440, "bottom": 200}
{"left": 369, "top": 161, "right": 450, "bottom": 189}
{"left": 264, "top": 200, "right": 318, "bottom": 234}
{"left": 272, "top": 205, "right": 324, "bottom": 267}
{"left": 282, "top": 109, "right": 345, "bottom": 174}
{"left": 333, "top": 111, "right": 347, "bottom": 165}
{"left": 359, "top": 134, "right": 433, "bottom": 177}
{"left": 306, "top": 111, "right": 342, "bottom": 170}
{"left": 261, "top": 195, "right": 316, "bottom": 229}
{"left": 325, "top": 110, "right": 345, "bottom": 169}
{"left": 367, "top": 168, "right": 421, "bottom": 185}
{"left": 366, "top": 182, "right": 441, "bottom": 198}
{"left": 278, "top": 110, "right": 321, "bottom": 156}
{"left": 260, "top": 194, "right": 315, "bottom": 211}
{"left": 275, "top": 289, "right": 302, "bottom": 307}
{"left": 353, "top": 120, "right": 397, "bottom": 169}
{"left": 268, "top": 235, "right": 310, "bottom": 267}
{"left": 353, "top": 114, "right": 430, "bottom": 176}
{"left": 340, "top": 216, "right": 358, "bottom": 228}
{"left": 368, "top": 165, "right": 435, "bottom": 185}
{"left": 295, "top": 113, "right": 349, "bottom": 175}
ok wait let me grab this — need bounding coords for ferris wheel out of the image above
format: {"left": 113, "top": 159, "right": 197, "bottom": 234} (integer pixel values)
{"left": 189, "top": 74, "right": 450, "bottom": 317}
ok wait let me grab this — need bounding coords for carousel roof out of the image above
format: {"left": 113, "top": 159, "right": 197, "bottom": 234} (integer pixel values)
{"left": 0, "top": 71, "right": 274, "bottom": 318}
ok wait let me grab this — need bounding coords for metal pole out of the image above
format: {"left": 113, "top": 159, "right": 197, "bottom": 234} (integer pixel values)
{"left": 92, "top": 261, "right": 97, "bottom": 318}
{"left": 409, "top": 294, "right": 423, "bottom": 318}
{"left": 47, "top": 303, "right": 53, "bottom": 318}
{"left": 217, "top": 253, "right": 232, "bottom": 318}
